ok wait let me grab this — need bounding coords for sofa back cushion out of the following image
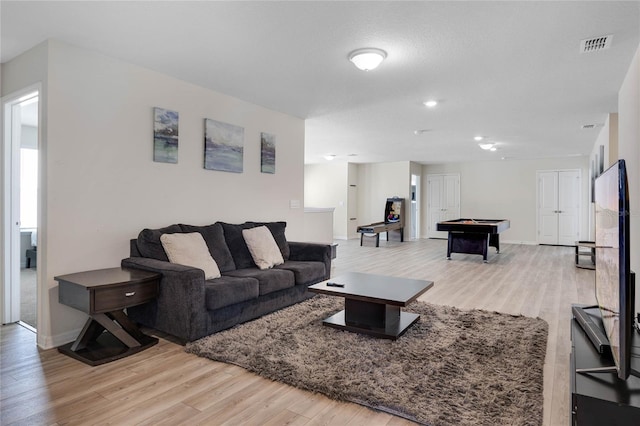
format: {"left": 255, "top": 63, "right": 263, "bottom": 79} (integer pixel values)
{"left": 221, "top": 221, "right": 290, "bottom": 269}
{"left": 220, "top": 222, "right": 257, "bottom": 269}
{"left": 245, "top": 221, "right": 290, "bottom": 260}
{"left": 137, "top": 224, "right": 183, "bottom": 261}
{"left": 180, "top": 223, "right": 236, "bottom": 272}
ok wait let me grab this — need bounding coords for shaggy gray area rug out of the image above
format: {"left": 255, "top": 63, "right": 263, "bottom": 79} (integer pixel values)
{"left": 186, "top": 295, "right": 548, "bottom": 426}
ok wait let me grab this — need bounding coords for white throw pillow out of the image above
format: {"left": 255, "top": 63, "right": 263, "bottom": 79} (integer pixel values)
{"left": 160, "top": 232, "right": 221, "bottom": 279}
{"left": 242, "top": 226, "right": 284, "bottom": 270}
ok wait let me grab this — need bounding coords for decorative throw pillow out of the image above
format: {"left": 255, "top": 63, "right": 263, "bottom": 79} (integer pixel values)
{"left": 160, "top": 232, "right": 221, "bottom": 279}
{"left": 242, "top": 226, "right": 284, "bottom": 270}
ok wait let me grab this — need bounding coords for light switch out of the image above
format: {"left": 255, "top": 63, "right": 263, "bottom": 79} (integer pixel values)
{"left": 290, "top": 199, "right": 301, "bottom": 209}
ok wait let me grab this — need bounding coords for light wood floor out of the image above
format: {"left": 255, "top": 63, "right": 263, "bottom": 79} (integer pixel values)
{"left": 1, "top": 238, "right": 595, "bottom": 425}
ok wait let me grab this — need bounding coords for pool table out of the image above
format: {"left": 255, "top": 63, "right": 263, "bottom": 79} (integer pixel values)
{"left": 436, "top": 219, "right": 510, "bottom": 262}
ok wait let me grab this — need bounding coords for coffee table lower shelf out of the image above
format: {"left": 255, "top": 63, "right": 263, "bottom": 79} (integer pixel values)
{"left": 322, "top": 309, "right": 420, "bottom": 340}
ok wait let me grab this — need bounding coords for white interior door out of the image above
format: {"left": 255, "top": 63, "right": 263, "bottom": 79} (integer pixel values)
{"left": 442, "top": 174, "right": 460, "bottom": 221}
{"left": 537, "top": 170, "right": 580, "bottom": 245}
{"left": 537, "top": 171, "right": 559, "bottom": 244}
{"left": 426, "top": 174, "right": 460, "bottom": 238}
{"left": 557, "top": 171, "right": 580, "bottom": 245}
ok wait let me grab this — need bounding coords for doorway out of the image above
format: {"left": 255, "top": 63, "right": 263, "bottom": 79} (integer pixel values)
{"left": 2, "top": 86, "right": 39, "bottom": 330}
{"left": 410, "top": 174, "right": 420, "bottom": 239}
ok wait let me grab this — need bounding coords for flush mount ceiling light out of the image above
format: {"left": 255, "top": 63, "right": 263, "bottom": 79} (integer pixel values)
{"left": 423, "top": 100, "right": 438, "bottom": 108}
{"left": 478, "top": 143, "right": 496, "bottom": 151}
{"left": 474, "top": 136, "right": 484, "bottom": 141}
{"left": 348, "top": 48, "right": 387, "bottom": 71}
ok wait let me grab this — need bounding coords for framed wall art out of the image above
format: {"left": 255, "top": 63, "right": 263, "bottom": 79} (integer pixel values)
{"left": 261, "top": 132, "right": 276, "bottom": 174}
{"left": 204, "top": 118, "right": 244, "bottom": 173}
{"left": 153, "top": 107, "right": 179, "bottom": 163}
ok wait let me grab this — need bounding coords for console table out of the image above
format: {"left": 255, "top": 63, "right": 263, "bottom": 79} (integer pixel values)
{"left": 56, "top": 267, "right": 160, "bottom": 366}
{"left": 570, "top": 309, "right": 640, "bottom": 425}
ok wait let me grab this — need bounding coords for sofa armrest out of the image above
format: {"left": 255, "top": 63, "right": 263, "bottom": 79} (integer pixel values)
{"left": 288, "top": 242, "right": 332, "bottom": 280}
{"left": 121, "top": 257, "right": 208, "bottom": 342}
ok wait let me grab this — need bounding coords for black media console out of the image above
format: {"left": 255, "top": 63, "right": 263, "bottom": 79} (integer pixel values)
{"left": 570, "top": 306, "right": 640, "bottom": 425}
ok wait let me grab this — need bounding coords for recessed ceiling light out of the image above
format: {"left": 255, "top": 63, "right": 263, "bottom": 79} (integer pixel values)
{"left": 474, "top": 136, "right": 484, "bottom": 141}
{"left": 324, "top": 154, "right": 336, "bottom": 161}
{"left": 348, "top": 48, "right": 387, "bottom": 71}
{"left": 423, "top": 100, "right": 438, "bottom": 108}
{"left": 478, "top": 143, "right": 495, "bottom": 150}
{"left": 414, "top": 129, "right": 430, "bottom": 135}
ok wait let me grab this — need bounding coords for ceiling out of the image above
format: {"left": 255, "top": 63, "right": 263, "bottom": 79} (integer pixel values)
{"left": 2, "top": 1, "right": 639, "bottom": 164}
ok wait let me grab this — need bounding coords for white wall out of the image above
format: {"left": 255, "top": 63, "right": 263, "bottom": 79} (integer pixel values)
{"left": 617, "top": 45, "right": 640, "bottom": 281}
{"left": 357, "top": 162, "right": 411, "bottom": 236}
{"left": 592, "top": 113, "right": 618, "bottom": 173}
{"left": 2, "top": 40, "right": 306, "bottom": 348}
{"left": 423, "top": 156, "right": 590, "bottom": 243}
{"left": 304, "top": 162, "right": 348, "bottom": 238}
{"left": 409, "top": 162, "right": 422, "bottom": 239}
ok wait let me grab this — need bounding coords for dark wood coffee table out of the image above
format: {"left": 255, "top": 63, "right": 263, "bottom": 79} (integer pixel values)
{"left": 308, "top": 272, "right": 434, "bottom": 340}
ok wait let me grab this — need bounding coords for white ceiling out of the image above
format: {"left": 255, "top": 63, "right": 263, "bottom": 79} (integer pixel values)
{"left": 2, "top": 1, "right": 639, "bottom": 164}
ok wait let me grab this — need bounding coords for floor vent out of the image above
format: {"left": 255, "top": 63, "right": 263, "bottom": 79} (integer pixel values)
{"left": 580, "top": 35, "right": 613, "bottom": 53}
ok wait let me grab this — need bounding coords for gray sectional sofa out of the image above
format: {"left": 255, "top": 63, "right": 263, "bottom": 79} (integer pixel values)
{"left": 121, "top": 221, "right": 332, "bottom": 342}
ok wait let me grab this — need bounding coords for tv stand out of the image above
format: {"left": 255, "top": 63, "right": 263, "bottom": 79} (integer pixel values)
{"left": 570, "top": 310, "right": 640, "bottom": 425}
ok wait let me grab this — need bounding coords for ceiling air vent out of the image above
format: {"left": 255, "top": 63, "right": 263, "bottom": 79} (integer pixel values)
{"left": 580, "top": 35, "right": 613, "bottom": 53}
{"left": 581, "top": 123, "right": 604, "bottom": 129}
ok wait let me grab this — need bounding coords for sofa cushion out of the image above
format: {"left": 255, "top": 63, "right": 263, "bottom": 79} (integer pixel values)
{"left": 275, "top": 260, "right": 326, "bottom": 286}
{"left": 137, "top": 224, "right": 183, "bottom": 261}
{"left": 204, "top": 275, "right": 259, "bottom": 310}
{"left": 242, "top": 226, "right": 284, "bottom": 270}
{"left": 180, "top": 223, "right": 236, "bottom": 272}
{"left": 160, "top": 232, "right": 221, "bottom": 280}
{"left": 223, "top": 268, "right": 295, "bottom": 296}
{"left": 246, "top": 221, "right": 290, "bottom": 260}
{"left": 220, "top": 222, "right": 257, "bottom": 269}
{"left": 222, "top": 222, "right": 290, "bottom": 269}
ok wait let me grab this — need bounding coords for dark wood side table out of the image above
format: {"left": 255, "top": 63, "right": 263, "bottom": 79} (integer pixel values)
{"left": 56, "top": 267, "right": 161, "bottom": 366}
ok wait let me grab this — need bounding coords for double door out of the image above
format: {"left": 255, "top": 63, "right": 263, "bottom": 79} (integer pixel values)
{"left": 427, "top": 174, "right": 460, "bottom": 239}
{"left": 537, "top": 170, "right": 581, "bottom": 245}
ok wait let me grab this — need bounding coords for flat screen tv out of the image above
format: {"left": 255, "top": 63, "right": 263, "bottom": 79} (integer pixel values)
{"left": 594, "top": 159, "right": 637, "bottom": 380}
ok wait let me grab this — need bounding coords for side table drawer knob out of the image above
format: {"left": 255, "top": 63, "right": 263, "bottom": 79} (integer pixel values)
{"left": 125, "top": 292, "right": 136, "bottom": 297}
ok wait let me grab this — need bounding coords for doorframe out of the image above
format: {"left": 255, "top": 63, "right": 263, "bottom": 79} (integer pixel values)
{"left": 411, "top": 174, "right": 420, "bottom": 239}
{"left": 2, "top": 83, "right": 41, "bottom": 325}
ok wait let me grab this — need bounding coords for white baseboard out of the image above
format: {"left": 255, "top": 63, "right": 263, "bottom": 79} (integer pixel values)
{"left": 502, "top": 240, "right": 537, "bottom": 245}
{"left": 37, "top": 327, "right": 82, "bottom": 350}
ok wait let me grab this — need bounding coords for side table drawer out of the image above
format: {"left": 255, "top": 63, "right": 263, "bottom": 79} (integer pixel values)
{"left": 93, "top": 281, "right": 159, "bottom": 313}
